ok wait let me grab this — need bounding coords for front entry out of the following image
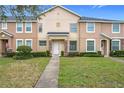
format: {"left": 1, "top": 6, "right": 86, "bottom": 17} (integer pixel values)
{"left": 101, "top": 40, "right": 107, "bottom": 56}
{"left": 52, "top": 40, "right": 64, "bottom": 56}
{"left": 52, "top": 41, "right": 59, "bottom": 55}
{"left": 0, "top": 39, "right": 8, "bottom": 56}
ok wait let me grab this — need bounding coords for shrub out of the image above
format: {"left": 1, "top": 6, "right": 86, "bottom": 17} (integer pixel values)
{"left": 61, "top": 51, "right": 64, "bottom": 56}
{"left": 97, "top": 51, "right": 102, "bottom": 55}
{"left": 13, "top": 45, "right": 32, "bottom": 60}
{"left": 68, "top": 52, "right": 79, "bottom": 57}
{"left": 110, "top": 50, "right": 124, "bottom": 57}
{"left": 46, "top": 50, "right": 50, "bottom": 56}
{"left": 79, "top": 52, "right": 103, "bottom": 57}
{"left": 31, "top": 52, "right": 47, "bottom": 57}
{"left": 6, "top": 52, "right": 16, "bottom": 57}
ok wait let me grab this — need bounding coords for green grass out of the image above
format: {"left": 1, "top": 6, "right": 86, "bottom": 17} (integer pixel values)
{"left": 0, "top": 57, "right": 50, "bottom": 88}
{"left": 59, "top": 57, "right": 124, "bottom": 88}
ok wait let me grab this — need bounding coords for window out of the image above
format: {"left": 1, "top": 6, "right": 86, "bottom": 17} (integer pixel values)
{"left": 69, "top": 41, "right": 77, "bottom": 51}
{"left": 87, "top": 23, "right": 95, "bottom": 32}
{"left": 16, "top": 39, "right": 23, "bottom": 48}
{"left": 25, "top": 39, "right": 32, "bottom": 48}
{"left": 112, "top": 23, "right": 120, "bottom": 33}
{"left": 39, "top": 23, "right": 42, "bottom": 32}
{"left": 16, "top": 22, "right": 23, "bottom": 33}
{"left": 70, "top": 23, "right": 77, "bottom": 32}
{"left": 39, "top": 40, "right": 46, "bottom": 46}
{"left": 2, "top": 22, "right": 7, "bottom": 29}
{"left": 86, "top": 39, "right": 95, "bottom": 52}
{"left": 111, "top": 40, "right": 120, "bottom": 50}
{"left": 25, "top": 22, "right": 32, "bottom": 33}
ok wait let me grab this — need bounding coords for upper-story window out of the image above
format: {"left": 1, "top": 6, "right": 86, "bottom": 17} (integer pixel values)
{"left": 39, "top": 23, "right": 42, "bottom": 32}
{"left": 87, "top": 23, "right": 95, "bottom": 33}
{"left": 112, "top": 23, "right": 120, "bottom": 33}
{"left": 16, "top": 22, "right": 23, "bottom": 33}
{"left": 25, "top": 22, "right": 32, "bottom": 33}
{"left": 70, "top": 23, "right": 77, "bottom": 32}
{"left": 2, "top": 22, "right": 7, "bottom": 29}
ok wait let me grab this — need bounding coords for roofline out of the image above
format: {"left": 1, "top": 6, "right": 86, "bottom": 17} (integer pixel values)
{"left": 79, "top": 20, "right": 124, "bottom": 23}
{"left": 37, "top": 5, "right": 81, "bottom": 18}
{"left": 100, "top": 33, "right": 112, "bottom": 39}
{"left": 2, "top": 20, "right": 37, "bottom": 22}
{"left": 0, "top": 30, "right": 13, "bottom": 37}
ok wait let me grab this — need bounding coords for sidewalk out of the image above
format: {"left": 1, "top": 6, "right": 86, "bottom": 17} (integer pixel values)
{"left": 35, "top": 55, "right": 59, "bottom": 88}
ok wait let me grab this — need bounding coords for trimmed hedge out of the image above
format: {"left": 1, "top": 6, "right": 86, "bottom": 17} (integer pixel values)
{"left": 110, "top": 50, "right": 124, "bottom": 57}
{"left": 31, "top": 52, "right": 47, "bottom": 57}
{"left": 68, "top": 52, "right": 79, "bottom": 57}
{"left": 79, "top": 52, "right": 103, "bottom": 57}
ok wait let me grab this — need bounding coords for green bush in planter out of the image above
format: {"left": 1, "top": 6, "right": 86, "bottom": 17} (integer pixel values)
{"left": 46, "top": 50, "right": 50, "bottom": 56}
{"left": 13, "top": 45, "right": 32, "bottom": 60}
{"left": 61, "top": 51, "right": 64, "bottom": 56}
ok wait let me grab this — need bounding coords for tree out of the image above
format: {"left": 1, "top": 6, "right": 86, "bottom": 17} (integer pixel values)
{"left": 0, "top": 5, "right": 51, "bottom": 21}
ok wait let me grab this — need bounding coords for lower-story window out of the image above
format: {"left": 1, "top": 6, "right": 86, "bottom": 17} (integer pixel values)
{"left": 86, "top": 39, "right": 95, "bottom": 52}
{"left": 69, "top": 41, "right": 77, "bottom": 51}
{"left": 16, "top": 39, "right": 23, "bottom": 48}
{"left": 39, "top": 40, "right": 46, "bottom": 46}
{"left": 111, "top": 40, "right": 120, "bottom": 50}
{"left": 25, "top": 39, "right": 32, "bottom": 48}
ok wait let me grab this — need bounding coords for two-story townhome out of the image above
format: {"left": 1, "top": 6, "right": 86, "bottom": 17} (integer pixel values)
{"left": 0, "top": 17, "right": 37, "bottom": 56}
{"left": 0, "top": 5, "right": 124, "bottom": 57}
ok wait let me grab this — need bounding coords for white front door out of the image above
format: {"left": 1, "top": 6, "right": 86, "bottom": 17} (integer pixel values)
{"left": 52, "top": 41, "right": 59, "bottom": 56}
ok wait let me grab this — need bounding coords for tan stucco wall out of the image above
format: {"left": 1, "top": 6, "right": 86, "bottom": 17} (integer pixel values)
{"left": 7, "top": 22, "right": 37, "bottom": 52}
{"left": 37, "top": 7, "right": 80, "bottom": 52}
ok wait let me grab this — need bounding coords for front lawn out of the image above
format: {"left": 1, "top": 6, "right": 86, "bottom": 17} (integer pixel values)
{"left": 59, "top": 57, "right": 124, "bottom": 88}
{"left": 0, "top": 57, "right": 50, "bottom": 88}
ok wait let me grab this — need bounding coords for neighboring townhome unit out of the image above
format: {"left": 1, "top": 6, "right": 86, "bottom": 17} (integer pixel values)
{"left": 0, "top": 17, "right": 37, "bottom": 56}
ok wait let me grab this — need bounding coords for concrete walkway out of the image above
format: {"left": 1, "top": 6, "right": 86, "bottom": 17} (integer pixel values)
{"left": 110, "top": 57, "right": 124, "bottom": 63}
{"left": 35, "top": 55, "right": 59, "bottom": 88}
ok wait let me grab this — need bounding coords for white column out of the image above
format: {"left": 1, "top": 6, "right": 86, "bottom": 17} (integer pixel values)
{"left": 106, "top": 39, "right": 110, "bottom": 57}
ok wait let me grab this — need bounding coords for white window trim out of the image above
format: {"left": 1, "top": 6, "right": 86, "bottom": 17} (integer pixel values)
{"left": 16, "top": 22, "right": 23, "bottom": 33}
{"left": 2, "top": 22, "right": 7, "bottom": 29}
{"left": 25, "top": 39, "right": 33, "bottom": 48}
{"left": 86, "top": 39, "right": 96, "bottom": 52}
{"left": 69, "top": 40, "right": 77, "bottom": 52}
{"left": 16, "top": 39, "right": 23, "bottom": 49}
{"left": 86, "top": 23, "right": 95, "bottom": 33}
{"left": 111, "top": 39, "right": 121, "bottom": 50}
{"left": 25, "top": 22, "right": 32, "bottom": 33}
{"left": 112, "top": 23, "right": 120, "bottom": 33}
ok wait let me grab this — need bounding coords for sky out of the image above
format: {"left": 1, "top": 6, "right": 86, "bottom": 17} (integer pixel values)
{"left": 62, "top": 5, "right": 124, "bottom": 20}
